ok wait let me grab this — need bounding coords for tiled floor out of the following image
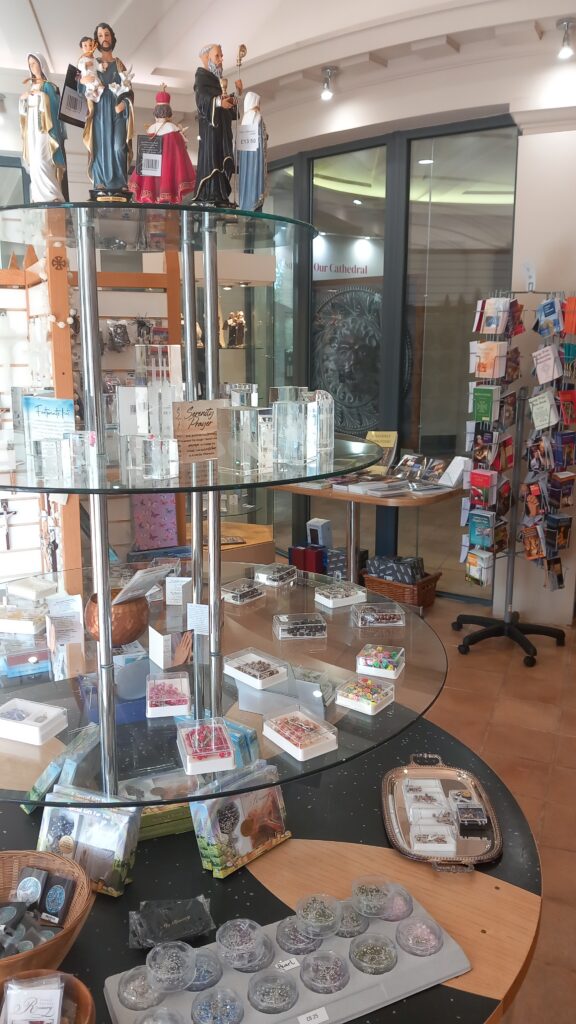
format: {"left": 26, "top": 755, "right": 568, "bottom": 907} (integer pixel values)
{"left": 423, "top": 596, "right": 575, "bottom": 1024}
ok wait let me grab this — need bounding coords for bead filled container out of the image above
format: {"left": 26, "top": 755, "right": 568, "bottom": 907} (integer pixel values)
{"left": 335, "top": 677, "right": 394, "bottom": 716}
{"left": 117, "top": 966, "right": 163, "bottom": 1010}
{"left": 247, "top": 971, "right": 299, "bottom": 1014}
{"left": 223, "top": 649, "right": 289, "bottom": 690}
{"left": 272, "top": 613, "right": 327, "bottom": 641}
{"left": 355, "top": 644, "right": 405, "bottom": 680}
{"left": 296, "top": 894, "right": 341, "bottom": 938}
{"left": 349, "top": 933, "right": 398, "bottom": 975}
{"left": 395, "top": 916, "right": 444, "bottom": 957}
{"left": 276, "top": 916, "right": 323, "bottom": 955}
{"left": 313, "top": 582, "right": 367, "bottom": 609}
{"left": 176, "top": 718, "right": 235, "bottom": 775}
{"left": 146, "top": 674, "right": 191, "bottom": 718}
{"left": 254, "top": 564, "right": 297, "bottom": 588}
{"left": 146, "top": 941, "right": 196, "bottom": 992}
{"left": 188, "top": 951, "right": 224, "bottom": 992}
{"left": 300, "top": 951, "right": 350, "bottom": 994}
{"left": 336, "top": 901, "right": 369, "bottom": 938}
{"left": 191, "top": 988, "right": 244, "bottom": 1024}
{"left": 216, "top": 920, "right": 265, "bottom": 970}
{"left": 352, "top": 603, "right": 405, "bottom": 629}
{"left": 351, "top": 877, "right": 396, "bottom": 918}
{"left": 263, "top": 706, "right": 338, "bottom": 762}
{"left": 221, "top": 579, "right": 265, "bottom": 606}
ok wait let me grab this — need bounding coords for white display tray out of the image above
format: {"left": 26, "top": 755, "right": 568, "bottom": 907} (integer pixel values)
{"left": 104, "top": 901, "right": 471, "bottom": 1024}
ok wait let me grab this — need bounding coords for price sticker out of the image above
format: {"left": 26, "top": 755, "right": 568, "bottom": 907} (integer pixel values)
{"left": 298, "top": 1009, "right": 329, "bottom": 1024}
{"left": 274, "top": 957, "right": 300, "bottom": 972}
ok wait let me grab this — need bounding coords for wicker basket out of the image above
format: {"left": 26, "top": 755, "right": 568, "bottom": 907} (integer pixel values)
{"left": 361, "top": 570, "right": 442, "bottom": 609}
{"left": 0, "top": 970, "right": 95, "bottom": 1024}
{"left": 0, "top": 851, "right": 94, "bottom": 982}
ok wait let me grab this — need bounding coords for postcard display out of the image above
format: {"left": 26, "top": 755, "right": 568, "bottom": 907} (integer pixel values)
{"left": 457, "top": 293, "right": 570, "bottom": 656}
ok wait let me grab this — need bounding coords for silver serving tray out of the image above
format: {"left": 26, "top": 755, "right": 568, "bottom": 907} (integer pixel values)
{"left": 381, "top": 753, "right": 502, "bottom": 871}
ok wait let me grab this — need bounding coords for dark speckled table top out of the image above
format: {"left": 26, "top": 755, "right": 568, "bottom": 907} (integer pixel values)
{"left": 0, "top": 718, "right": 540, "bottom": 1024}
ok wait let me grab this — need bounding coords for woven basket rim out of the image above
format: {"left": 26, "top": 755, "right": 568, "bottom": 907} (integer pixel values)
{"left": 0, "top": 850, "right": 93, "bottom": 971}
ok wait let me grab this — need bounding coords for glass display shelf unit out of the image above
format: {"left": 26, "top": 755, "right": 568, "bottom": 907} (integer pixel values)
{"left": 0, "top": 565, "right": 447, "bottom": 807}
{"left": 0, "top": 436, "right": 380, "bottom": 495}
{"left": 0, "top": 202, "right": 314, "bottom": 251}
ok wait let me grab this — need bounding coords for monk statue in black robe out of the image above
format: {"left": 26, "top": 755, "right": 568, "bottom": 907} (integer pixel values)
{"left": 191, "top": 43, "right": 242, "bottom": 206}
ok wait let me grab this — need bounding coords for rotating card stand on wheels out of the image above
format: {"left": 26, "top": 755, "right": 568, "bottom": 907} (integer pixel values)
{"left": 452, "top": 386, "right": 565, "bottom": 666}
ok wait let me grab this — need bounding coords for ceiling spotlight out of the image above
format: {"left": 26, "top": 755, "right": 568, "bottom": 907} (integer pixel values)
{"left": 557, "top": 18, "right": 576, "bottom": 60}
{"left": 321, "top": 66, "right": 336, "bottom": 101}
{"left": 353, "top": 198, "right": 363, "bottom": 206}
{"left": 418, "top": 158, "right": 434, "bottom": 165}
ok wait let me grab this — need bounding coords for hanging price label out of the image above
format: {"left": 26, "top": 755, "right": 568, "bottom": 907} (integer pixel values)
{"left": 236, "top": 124, "right": 259, "bottom": 151}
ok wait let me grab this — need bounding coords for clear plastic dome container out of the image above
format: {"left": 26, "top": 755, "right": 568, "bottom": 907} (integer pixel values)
{"left": 276, "top": 916, "right": 323, "bottom": 954}
{"left": 118, "top": 966, "right": 164, "bottom": 1011}
{"left": 191, "top": 987, "right": 244, "bottom": 1024}
{"left": 349, "top": 933, "right": 398, "bottom": 974}
{"left": 187, "top": 950, "right": 223, "bottom": 991}
{"left": 247, "top": 970, "right": 299, "bottom": 1014}
{"left": 300, "top": 950, "right": 350, "bottom": 994}
{"left": 395, "top": 915, "right": 444, "bottom": 957}
{"left": 335, "top": 900, "right": 369, "bottom": 938}
{"left": 296, "top": 893, "right": 341, "bottom": 938}
{"left": 146, "top": 940, "right": 196, "bottom": 992}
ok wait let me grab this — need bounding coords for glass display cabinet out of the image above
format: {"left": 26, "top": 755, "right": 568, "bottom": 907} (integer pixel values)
{"left": 0, "top": 203, "right": 446, "bottom": 810}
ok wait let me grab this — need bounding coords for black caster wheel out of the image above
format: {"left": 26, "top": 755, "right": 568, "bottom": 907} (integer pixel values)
{"left": 457, "top": 644, "right": 470, "bottom": 655}
{"left": 557, "top": 637, "right": 566, "bottom": 647}
{"left": 523, "top": 656, "right": 536, "bottom": 667}
{"left": 451, "top": 621, "right": 463, "bottom": 632}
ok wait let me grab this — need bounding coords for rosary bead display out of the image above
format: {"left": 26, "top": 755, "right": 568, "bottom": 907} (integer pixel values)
{"left": 247, "top": 970, "right": 299, "bottom": 1013}
{"left": 300, "top": 950, "right": 350, "bottom": 994}
{"left": 395, "top": 916, "right": 444, "bottom": 957}
{"left": 296, "top": 893, "right": 341, "bottom": 938}
{"left": 335, "top": 900, "right": 369, "bottom": 938}
{"left": 349, "top": 933, "right": 398, "bottom": 975}
{"left": 117, "top": 966, "right": 163, "bottom": 1010}
{"left": 191, "top": 987, "right": 244, "bottom": 1024}
{"left": 352, "top": 603, "right": 405, "bottom": 628}
{"left": 146, "top": 940, "right": 196, "bottom": 992}
{"left": 222, "top": 579, "right": 265, "bottom": 605}
{"left": 187, "top": 951, "right": 223, "bottom": 991}
{"left": 276, "top": 916, "right": 323, "bottom": 954}
{"left": 263, "top": 708, "right": 338, "bottom": 762}
{"left": 272, "top": 613, "right": 328, "bottom": 640}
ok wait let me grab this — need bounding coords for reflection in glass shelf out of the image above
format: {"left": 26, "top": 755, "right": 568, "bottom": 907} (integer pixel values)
{"left": 0, "top": 565, "right": 447, "bottom": 808}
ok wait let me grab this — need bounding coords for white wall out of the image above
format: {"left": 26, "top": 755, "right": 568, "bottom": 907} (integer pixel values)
{"left": 492, "top": 130, "right": 576, "bottom": 625}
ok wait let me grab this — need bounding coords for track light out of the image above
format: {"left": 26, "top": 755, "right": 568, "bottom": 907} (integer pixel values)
{"left": 557, "top": 18, "right": 576, "bottom": 60}
{"left": 321, "top": 66, "right": 336, "bottom": 101}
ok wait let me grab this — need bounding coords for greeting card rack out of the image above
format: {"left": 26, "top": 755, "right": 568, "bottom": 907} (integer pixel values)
{"left": 453, "top": 291, "right": 566, "bottom": 666}
{"left": 0, "top": 202, "right": 385, "bottom": 800}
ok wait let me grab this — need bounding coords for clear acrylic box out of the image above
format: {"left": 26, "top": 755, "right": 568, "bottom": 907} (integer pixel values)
{"left": 176, "top": 717, "right": 235, "bottom": 775}
{"left": 314, "top": 582, "right": 367, "bottom": 608}
{"left": 254, "top": 564, "right": 297, "bottom": 588}
{"left": 352, "top": 602, "right": 405, "bottom": 628}
{"left": 272, "top": 612, "right": 327, "bottom": 641}
{"left": 335, "top": 676, "right": 395, "bottom": 716}
{"left": 356, "top": 644, "right": 405, "bottom": 679}
{"left": 221, "top": 579, "right": 265, "bottom": 605}
{"left": 263, "top": 705, "right": 338, "bottom": 761}
{"left": 223, "top": 648, "right": 289, "bottom": 689}
{"left": 146, "top": 673, "right": 191, "bottom": 718}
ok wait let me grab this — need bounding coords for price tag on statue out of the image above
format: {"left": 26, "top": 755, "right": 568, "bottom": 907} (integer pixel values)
{"left": 236, "top": 124, "right": 259, "bottom": 152}
{"left": 58, "top": 65, "right": 89, "bottom": 127}
{"left": 136, "top": 134, "right": 163, "bottom": 177}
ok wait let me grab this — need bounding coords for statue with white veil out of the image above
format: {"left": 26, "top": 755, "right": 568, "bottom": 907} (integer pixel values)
{"left": 19, "top": 52, "right": 68, "bottom": 203}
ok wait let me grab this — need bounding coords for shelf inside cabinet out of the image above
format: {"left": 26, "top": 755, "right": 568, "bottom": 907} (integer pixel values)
{"left": 0, "top": 565, "right": 446, "bottom": 807}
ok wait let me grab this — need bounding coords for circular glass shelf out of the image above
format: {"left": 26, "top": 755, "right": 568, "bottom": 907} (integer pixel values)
{"left": 0, "top": 436, "right": 381, "bottom": 495}
{"left": 0, "top": 565, "right": 447, "bottom": 807}
{"left": 0, "top": 202, "right": 315, "bottom": 252}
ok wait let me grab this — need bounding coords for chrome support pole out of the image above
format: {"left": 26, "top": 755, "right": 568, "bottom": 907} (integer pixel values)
{"left": 202, "top": 214, "right": 222, "bottom": 716}
{"left": 182, "top": 212, "right": 205, "bottom": 714}
{"left": 89, "top": 492, "right": 117, "bottom": 795}
{"left": 78, "top": 208, "right": 116, "bottom": 794}
{"left": 347, "top": 500, "right": 360, "bottom": 583}
{"left": 77, "top": 208, "right": 104, "bottom": 438}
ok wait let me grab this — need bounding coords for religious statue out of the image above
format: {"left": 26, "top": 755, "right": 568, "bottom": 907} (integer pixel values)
{"left": 129, "top": 87, "right": 196, "bottom": 204}
{"left": 79, "top": 22, "right": 134, "bottom": 201}
{"left": 77, "top": 35, "right": 103, "bottom": 103}
{"left": 238, "top": 91, "right": 267, "bottom": 211}
{"left": 191, "top": 44, "right": 242, "bottom": 207}
{"left": 19, "top": 53, "right": 68, "bottom": 203}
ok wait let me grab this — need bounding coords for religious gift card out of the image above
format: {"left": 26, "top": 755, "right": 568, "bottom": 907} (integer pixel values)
{"left": 172, "top": 400, "right": 222, "bottom": 462}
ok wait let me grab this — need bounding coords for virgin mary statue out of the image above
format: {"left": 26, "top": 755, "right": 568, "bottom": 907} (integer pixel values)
{"left": 20, "top": 52, "right": 68, "bottom": 203}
